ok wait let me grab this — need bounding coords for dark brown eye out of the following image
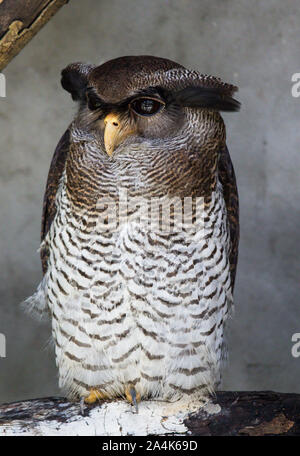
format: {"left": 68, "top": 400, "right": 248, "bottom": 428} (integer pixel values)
{"left": 130, "top": 98, "right": 164, "bottom": 116}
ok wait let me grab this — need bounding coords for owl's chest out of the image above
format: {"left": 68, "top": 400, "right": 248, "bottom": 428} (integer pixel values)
{"left": 47, "top": 181, "right": 231, "bottom": 324}
{"left": 46, "top": 183, "right": 232, "bottom": 399}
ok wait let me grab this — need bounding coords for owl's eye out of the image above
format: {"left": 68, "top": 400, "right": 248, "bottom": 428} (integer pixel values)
{"left": 130, "top": 97, "right": 164, "bottom": 116}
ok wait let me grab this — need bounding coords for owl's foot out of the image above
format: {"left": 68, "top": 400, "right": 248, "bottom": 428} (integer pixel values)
{"left": 79, "top": 389, "right": 109, "bottom": 415}
{"left": 125, "top": 385, "right": 141, "bottom": 413}
{"left": 81, "top": 386, "right": 140, "bottom": 413}
{"left": 84, "top": 388, "right": 108, "bottom": 404}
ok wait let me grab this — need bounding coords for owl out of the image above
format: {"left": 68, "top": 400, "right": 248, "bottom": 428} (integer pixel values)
{"left": 27, "top": 56, "right": 240, "bottom": 411}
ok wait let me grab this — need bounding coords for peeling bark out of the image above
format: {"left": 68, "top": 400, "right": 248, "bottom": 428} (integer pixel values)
{"left": 0, "top": 0, "right": 69, "bottom": 71}
{"left": 0, "top": 391, "right": 299, "bottom": 436}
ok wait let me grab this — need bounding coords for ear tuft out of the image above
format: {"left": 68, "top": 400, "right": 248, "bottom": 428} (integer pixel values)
{"left": 173, "top": 87, "right": 241, "bottom": 112}
{"left": 61, "top": 62, "right": 95, "bottom": 102}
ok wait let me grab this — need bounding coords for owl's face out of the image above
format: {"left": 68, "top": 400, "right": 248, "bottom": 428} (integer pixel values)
{"left": 61, "top": 56, "right": 240, "bottom": 158}
{"left": 85, "top": 83, "right": 185, "bottom": 155}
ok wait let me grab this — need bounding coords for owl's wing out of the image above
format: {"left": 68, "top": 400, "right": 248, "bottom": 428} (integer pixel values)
{"left": 218, "top": 145, "right": 239, "bottom": 291}
{"left": 40, "top": 127, "right": 71, "bottom": 274}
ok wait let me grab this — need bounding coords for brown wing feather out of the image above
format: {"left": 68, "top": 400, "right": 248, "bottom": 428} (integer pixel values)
{"left": 40, "top": 127, "right": 71, "bottom": 274}
{"left": 218, "top": 145, "right": 239, "bottom": 292}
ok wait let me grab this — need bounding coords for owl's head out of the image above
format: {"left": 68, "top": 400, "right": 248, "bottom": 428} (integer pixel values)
{"left": 61, "top": 55, "right": 240, "bottom": 156}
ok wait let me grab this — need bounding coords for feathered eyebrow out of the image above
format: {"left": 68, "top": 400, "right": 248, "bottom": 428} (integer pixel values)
{"left": 86, "top": 86, "right": 171, "bottom": 113}
{"left": 170, "top": 86, "right": 241, "bottom": 112}
{"left": 123, "top": 86, "right": 240, "bottom": 112}
{"left": 126, "top": 86, "right": 170, "bottom": 103}
{"left": 86, "top": 87, "right": 123, "bottom": 115}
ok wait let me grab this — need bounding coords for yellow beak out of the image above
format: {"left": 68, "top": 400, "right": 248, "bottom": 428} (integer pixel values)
{"left": 104, "top": 113, "right": 121, "bottom": 156}
{"left": 104, "top": 113, "right": 134, "bottom": 156}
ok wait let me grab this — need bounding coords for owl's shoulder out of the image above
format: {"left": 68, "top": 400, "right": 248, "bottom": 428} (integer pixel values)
{"left": 41, "top": 126, "right": 71, "bottom": 273}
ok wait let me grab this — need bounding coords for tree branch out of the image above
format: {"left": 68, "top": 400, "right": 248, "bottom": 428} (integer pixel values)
{"left": 0, "top": 0, "right": 69, "bottom": 71}
{"left": 0, "top": 391, "right": 300, "bottom": 436}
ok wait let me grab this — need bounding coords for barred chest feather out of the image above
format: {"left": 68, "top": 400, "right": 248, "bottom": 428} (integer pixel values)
{"left": 35, "top": 172, "right": 232, "bottom": 401}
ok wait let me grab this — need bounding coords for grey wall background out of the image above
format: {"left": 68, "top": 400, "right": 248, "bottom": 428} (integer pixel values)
{"left": 0, "top": 0, "right": 299, "bottom": 404}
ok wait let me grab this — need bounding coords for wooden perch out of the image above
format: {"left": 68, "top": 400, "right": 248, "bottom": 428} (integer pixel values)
{"left": 0, "top": 0, "right": 69, "bottom": 71}
{"left": 0, "top": 391, "right": 299, "bottom": 436}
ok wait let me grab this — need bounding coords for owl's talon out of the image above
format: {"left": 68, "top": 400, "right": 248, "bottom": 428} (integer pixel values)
{"left": 84, "top": 388, "right": 107, "bottom": 404}
{"left": 125, "top": 386, "right": 141, "bottom": 413}
{"left": 80, "top": 397, "right": 85, "bottom": 416}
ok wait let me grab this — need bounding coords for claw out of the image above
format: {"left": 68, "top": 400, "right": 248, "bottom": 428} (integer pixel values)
{"left": 80, "top": 396, "right": 85, "bottom": 416}
{"left": 125, "top": 385, "right": 141, "bottom": 413}
{"left": 130, "top": 387, "right": 139, "bottom": 413}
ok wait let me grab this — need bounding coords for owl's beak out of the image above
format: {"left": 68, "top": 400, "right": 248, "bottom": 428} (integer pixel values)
{"left": 104, "top": 113, "right": 133, "bottom": 156}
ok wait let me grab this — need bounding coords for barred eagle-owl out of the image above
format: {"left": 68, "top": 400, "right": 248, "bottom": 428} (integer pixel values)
{"left": 27, "top": 55, "right": 240, "bottom": 411}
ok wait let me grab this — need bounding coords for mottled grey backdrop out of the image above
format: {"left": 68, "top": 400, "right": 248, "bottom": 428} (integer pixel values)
{"left": 0, "top": 0, "right": 299, "bottom": 404}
